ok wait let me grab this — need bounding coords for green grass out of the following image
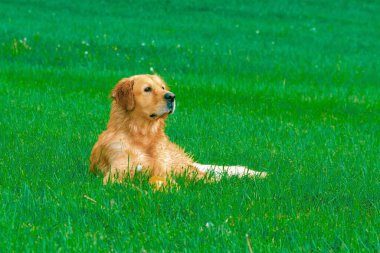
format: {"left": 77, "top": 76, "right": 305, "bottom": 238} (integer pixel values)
{"left": 1, "top": 0, "right": 379, "bottom": 251}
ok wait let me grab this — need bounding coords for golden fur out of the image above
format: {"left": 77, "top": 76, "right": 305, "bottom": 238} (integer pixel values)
{"left": 90, "top": 74, "right": 266, "bottom": 185}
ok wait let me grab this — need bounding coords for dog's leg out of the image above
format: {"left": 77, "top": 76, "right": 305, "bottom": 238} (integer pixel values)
{"left": 103, "top": 160, "right": 135, "bottom": 185}
{"left": 103, "top": 167, "right": 124, "bottom": 185}
{"left": 193, "top": 163, "right": 267, "bottom": 179}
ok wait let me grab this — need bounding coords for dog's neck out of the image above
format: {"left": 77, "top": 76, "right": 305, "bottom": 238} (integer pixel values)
{"left": 107, "top": 103, "right": 166, "bottom": 139}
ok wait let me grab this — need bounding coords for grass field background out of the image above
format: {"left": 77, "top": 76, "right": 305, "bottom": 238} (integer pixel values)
{"left": 0, "top": 0, "right": 379, "bottom": 251}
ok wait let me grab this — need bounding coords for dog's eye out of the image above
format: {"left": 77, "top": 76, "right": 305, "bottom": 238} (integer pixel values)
{"left": 162, "top": 86, "right": 165, "bottom": 90}
{"left": 144, "top": 87, "right": 152, "bottom": 92}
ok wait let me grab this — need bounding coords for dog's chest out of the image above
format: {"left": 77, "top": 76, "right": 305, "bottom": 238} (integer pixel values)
{"left": 108, "top": 137, "right": 166, "bottom": 165}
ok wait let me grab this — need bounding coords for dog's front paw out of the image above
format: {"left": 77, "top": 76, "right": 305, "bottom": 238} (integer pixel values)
{"left": 149, "top": 176, "right": 167, "bottom": 189}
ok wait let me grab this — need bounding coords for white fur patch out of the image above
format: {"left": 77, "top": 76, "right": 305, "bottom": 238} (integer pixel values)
{"left": 109, "top": 141, "right": 126, "bottom": 151}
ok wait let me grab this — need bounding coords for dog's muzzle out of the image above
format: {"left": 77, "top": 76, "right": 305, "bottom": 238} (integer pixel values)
{"left": 164, "top": 92, "right": 176, "bottom": 114}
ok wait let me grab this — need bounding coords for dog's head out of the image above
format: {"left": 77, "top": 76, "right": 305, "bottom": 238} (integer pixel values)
{"left": 111, "top": 74, "right": 175, "bottom": 120}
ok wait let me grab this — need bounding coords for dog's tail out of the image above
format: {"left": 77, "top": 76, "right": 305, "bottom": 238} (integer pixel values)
{"left": 192, "top": 163, "right": 267, "bottom": 179}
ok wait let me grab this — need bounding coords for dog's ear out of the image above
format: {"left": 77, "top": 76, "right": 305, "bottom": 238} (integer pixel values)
{"left": 111, "top": 78, "right": 135, "bottom": 111}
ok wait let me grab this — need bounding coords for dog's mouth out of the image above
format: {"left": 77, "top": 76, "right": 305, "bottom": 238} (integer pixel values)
{"left": 149, "top": 101, "right": 175, "bottom": 119}
{"left": 149, "top": 112, "right": 169, "bottom": 119}
{"left": 167, "top": 100, "right": 175, "bottom": 114}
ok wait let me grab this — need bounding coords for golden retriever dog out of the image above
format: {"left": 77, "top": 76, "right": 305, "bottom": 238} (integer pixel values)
{"left": 90, "top": 74, "right": 267, "bottom": 185}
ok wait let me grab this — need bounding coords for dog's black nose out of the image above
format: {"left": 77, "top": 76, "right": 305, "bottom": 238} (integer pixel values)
{"left": 164, "top": 92, "right": 175, "bottom": 101}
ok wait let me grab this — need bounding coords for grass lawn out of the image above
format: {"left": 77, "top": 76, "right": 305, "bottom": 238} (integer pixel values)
{"left": 0, "top": 0, "right": 379, "bottom": 251}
